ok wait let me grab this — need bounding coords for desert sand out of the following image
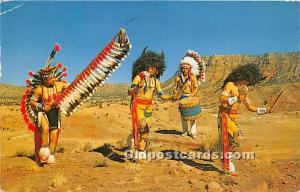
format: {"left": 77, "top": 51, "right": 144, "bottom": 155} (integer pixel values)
{"left": 1, "top": 98, "right": 300, "bottom": 192}
{"left": 1, "top": 51, "right": 300, "bottom": 191}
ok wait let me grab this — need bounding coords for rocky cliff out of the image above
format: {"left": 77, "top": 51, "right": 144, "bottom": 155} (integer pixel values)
{"left": 164, "top": 52, "right": 300, "bottom": 112}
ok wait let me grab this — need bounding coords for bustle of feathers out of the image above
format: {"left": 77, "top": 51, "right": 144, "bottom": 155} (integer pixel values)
{"left": 22, "top": 43, "right": 67, "bottom": 131}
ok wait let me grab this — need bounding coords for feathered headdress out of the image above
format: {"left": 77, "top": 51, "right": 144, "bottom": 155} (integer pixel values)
{"left": 26, "top": 43, "right": 68, "bottom": 87}
{"left": 131, "top": 46, "right": 166, "bottom": 80}
{"left": 180, "top": 50, "right": 206, "bottom": 83}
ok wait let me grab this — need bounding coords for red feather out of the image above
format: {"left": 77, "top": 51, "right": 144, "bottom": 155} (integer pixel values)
{"left": 62, "top": 67, "right": 67, "bottom": 72}
{"left": 57, "top": 63, "right": 63, "bottom": 68}
{"left": 63, "top": 73, "right": 68, "bottom": 77}
{"left": 94, "top": 57, "right": 101, "bottom": 64}
{"left": 20, "top": 102, "right": 25, "bottom": 109}
{"left": 21, "top": 108, "right": 26, "bottom": 114}
{"left": 21, "top": 100, "right": 26, "bottom": 107}
{"left": 84, "top": 71, "right": 90, "bottom": 77}
{"left": 105, "top": 46, "right": 111, "bottom": 53}
{"left": 24, "top": 115, "right": 29, "bottom": 123}
{"left": 103, "top": 47, "right": 110, "bottom": 55}
{"left": 65, "top": 87, "right": 71, "bottom": 93}
{"left": 25, "top": 89, "right": 31, "bottom": 95}
{"left": 90, "top": 64, "right": 96, "bottom": 70}
{"left": 108, "top": 42, "right": 114, "bottom": 49}
{"left": 97, "top": 54, "right": 105, "bottom": 61}
{"left": 73, "top": 79, "right": 78, "bottom": 85}
{"left": 28, "top": 123, "right": 36, "bottom": 131}
{"left": 28, "top": 71, "right": 34, "bottom": 76}
{"left": 55, "top": 94, "right": 62, "bottom": 103}
{"left": 26, "top": 79, "right": 31, "bottom": 84}
{"left": 54, "top": 43, "right": 61, "bottom": 52}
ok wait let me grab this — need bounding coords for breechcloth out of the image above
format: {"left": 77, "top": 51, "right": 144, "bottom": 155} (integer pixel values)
{"left": 45, "top": 108, "right": 61, "bottom": 130}
{"left": 131, "top": 97, "right": 153, "bottom": 150}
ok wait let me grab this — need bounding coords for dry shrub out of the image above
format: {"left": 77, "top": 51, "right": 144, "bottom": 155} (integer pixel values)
{"left": 97, "top": 100, "right": 103, "bottom": 108}
{"left": 15, "top": 151, "right": 33, "bottom": 158}
{"left": 56, "top": 147, "right": 65, "bottom": 153}
{"left": 203, "top": 130, "right": 219, "bottom": 152}
{"left": 83, "top": 142, "right": 92, "bottom": 152}
{"left": 94, "top": 159, "right": 107, "bottom": 168}
{"left": 114, "top": 138, "right": 129, "bottom": 151}
{"left": 51, "top": 172, "right": 68, "bottom": 187}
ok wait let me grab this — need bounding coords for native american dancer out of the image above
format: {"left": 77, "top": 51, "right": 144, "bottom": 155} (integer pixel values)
{"left": 173, "top": 50, "right": 205, "bottom": 139}
{"left": 218, "top": 63, "right": 270, "bottom": 176}
{"left": 128, "top": 47, "right": 174, "bottom": 158}
{"left": 20, "top": 28, "right": 131, "bottom": 165}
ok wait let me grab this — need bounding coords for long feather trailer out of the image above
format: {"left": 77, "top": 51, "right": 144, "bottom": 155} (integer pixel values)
{"left": 57, "top": 28, "right": 132, "bottom": 116}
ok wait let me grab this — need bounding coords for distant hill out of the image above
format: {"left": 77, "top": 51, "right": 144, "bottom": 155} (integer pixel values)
{"left": 163, "top": 51, "right": 300, "bottom": 92}
{"left": 0, "top": 84, "right": 26, "bottom": 105}
{"left": 1, "top": 51, "right": 299, "bottom": 111}
{"left": 0, "top": 83, "right": 130, "bottom": 105}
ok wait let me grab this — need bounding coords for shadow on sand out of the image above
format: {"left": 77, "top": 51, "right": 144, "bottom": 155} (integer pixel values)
{"left": 160, "top": 149, "right": 224, "bottom": 174}
{"left": 155, "top": 129, "right": 182, "bottom": 136}
{"left": 93, "top": 143, "right": 126, "bottom": 163}
{"left": 15, "top": 152, "right": 36, "bottom": 162}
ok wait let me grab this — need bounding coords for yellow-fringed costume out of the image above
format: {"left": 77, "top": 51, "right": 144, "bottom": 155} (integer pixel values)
{"left": 218, "top": 82, "right": 244, "bottom": 149}
{"left": 128, "top": 47, "right": 172, "bottom": 153}
{"left": 131, "top": 74, "right": 164, "bottom": 151}
{"left": 218, "top": 63, "right": 269, "bottom": 175}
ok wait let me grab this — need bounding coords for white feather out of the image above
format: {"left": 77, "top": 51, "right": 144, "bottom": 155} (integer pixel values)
{"left": 181, "top": 56, "right": 200, "bottom": 76}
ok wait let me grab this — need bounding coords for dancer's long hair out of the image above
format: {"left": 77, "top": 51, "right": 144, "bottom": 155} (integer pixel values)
{"left": 222, "top": 63, "right": 265, "bottom": 88}
{"left": 131, "top": 46, "right": 166, "bottom": 80}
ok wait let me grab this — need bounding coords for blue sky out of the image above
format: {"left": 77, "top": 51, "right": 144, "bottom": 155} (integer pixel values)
{"left": 1, "top": 1, "right": 299, "bottom": 85}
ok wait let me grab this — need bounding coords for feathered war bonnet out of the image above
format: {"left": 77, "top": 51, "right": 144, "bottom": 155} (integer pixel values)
{"left": 180, "top": 50, "right": 206, "bottom": 83}
{"left": 26, "top": 43, "right": 68, "bottom": 88}
{"left": 131, "top": 46, "right": 166, "bottom": 80}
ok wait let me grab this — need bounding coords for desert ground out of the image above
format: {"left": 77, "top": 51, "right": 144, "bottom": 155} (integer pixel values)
{"left": 1, "top": 96, "right": 300, "bottom": 191}
{"left": 1, "top": 51, "right": 300, "bottom": 191}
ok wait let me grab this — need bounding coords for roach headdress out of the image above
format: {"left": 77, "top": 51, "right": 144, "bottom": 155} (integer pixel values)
{"left": 26, "top": 43, "right": 68, "bottom": 87}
